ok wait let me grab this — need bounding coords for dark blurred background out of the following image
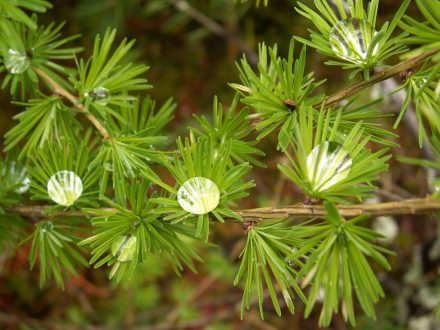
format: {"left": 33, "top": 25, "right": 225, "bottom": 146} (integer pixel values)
{"left": 0, "top": 1, "right": 439, "bottom": 329}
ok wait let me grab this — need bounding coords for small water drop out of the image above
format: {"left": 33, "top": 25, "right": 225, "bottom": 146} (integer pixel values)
{"left": 104, "top": 161, "right": 113, "bottom": 171}
{"left": 329, "top": 18, "right": 378, "bottom": 65}
{"left": 373, "top": 216, "right": 399, "bottom": 245}
{"left": 40, "top": 221, "right": 54, "bottom": 234}
{"left": 17, "top": 177, "right": 31, "bottom": 194}
{"left": 47, "top": 170, "right": 83, "bottom": 206}
{"left": 4, "top": 49, "right": 30, "bottom": 74}
{"left": 111, "top": 235, "right": 137, "bottom": 262}
{"left": 89, "top": 87, "right": 110, "bottom": 105}
{"left": 414, "top": 78, "right": 428, "bottom": 89}
{"left": 1, "top": 160, "right": 30, "bottom": 193}
{"left": 306, "top": 141, "right": 352, "bottom": 192}
{"left": 177, "top": 177, "right": 220, "bottom": 214}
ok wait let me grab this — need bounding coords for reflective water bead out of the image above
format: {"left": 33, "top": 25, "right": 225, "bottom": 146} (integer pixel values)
{"left": 306, "top": 141, "right": 352, "bottom": 192}
{"left": 40, "top": 221, "right": 54, "bottom": 234}
{"left": 111, "top": 236, "right": 137, "bottom": 262}
{"left": 329, "top": 18, "right": 378, "bottom": 64}
{"left": 47, "top": 170, "right": 83, "bottom": 206}
{"left": 89, "top": 87, "right": 110, "bottom": 105}
{"left": 4, "top": 49, "right": 30, "bottom": 74}
{"left": 373, "top": 216, "right": 398, "bottom": 245}
{"left": 1, "top": 160, "right": 30, "bottom": 193}
{"left": 177, "top": 177, "right": 220, "bottom": 215}
{"left": 104, "top": 161, "right": 113, "bottom": 171}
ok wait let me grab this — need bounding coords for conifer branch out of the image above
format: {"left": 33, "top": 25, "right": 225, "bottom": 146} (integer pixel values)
{"left": 8, "top": 196, "right": 440, "bottom": 222}
{"left": 34, "top": 68, "right": 110, "bottom": 140}
{"left": 316, "top": 50, "right": 438, "bottom": 109}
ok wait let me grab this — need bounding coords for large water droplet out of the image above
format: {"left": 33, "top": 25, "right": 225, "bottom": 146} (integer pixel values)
{"left": 329, "top": 18, "right": 378, "bottom": 64}
{"left": 89, "top": 87, "right": 110, "bottom": 106}
{"left": 47, "top": 170, "right": 83, "bottom": 206}
{"left": 111, "top": 235, "right": 137, "bottom": 262}
{"left": 177, "top": 177, "right": 220, "bottom": 214}
{"left": 306, "top": 141, "right": 352, "bottom": 192}
{"left": 4, "top": 49, "right": 30, "bottom": 74}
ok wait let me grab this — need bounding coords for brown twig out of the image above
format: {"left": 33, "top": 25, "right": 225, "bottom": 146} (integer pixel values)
{"left": 169, "top": 0, "right": 258, "bottom": 65}
{"left": 8, "top": 196, "right": 440, "bottom": 222}
{"left": 315, "top": 50, "right": 438, "bottom": 109}
{"left": 34, "top": 67, "right": 110, "bottom": 140}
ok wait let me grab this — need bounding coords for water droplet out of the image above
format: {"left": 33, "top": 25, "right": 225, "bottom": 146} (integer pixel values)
{"left": 89, "top": 87, "right": 110, "bottom": 105}
{"left": 47, "top": 170, "right": 83, "bottom": 206}
{"left": 413, "top": 78, "right": 428, "bottom": 89}
{"left": 329, "top": 18, "right": 378, "bottom": 65}
{"left": 104, "top": 161, "right": 113, "bottom": 171}
{"left": 111, "top": 235, "right": 137, "bottom": 262}
{"left": 177, "top": 177, "right": 220, "bottom": 214}
{"left": 373, "top": 216, "right": 398, "bottom": 244}
{"left": 1, "top": 160, "right": 30, "bottom": 193}
{"left": 4, "top": 49, "right": 30, "bottom": 74}
{"left": 17, "top": 177, "right": 31, "bottom": 194}
{"left": 306, "top": 141, "right": 352, "bottom": 192}
{"left": 40, "top": 221, "right": 54, "bottom": 233}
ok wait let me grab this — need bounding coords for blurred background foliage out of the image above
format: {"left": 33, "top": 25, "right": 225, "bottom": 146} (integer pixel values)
{"left": 0, "top": 0, "right": 439, "bottom": 329}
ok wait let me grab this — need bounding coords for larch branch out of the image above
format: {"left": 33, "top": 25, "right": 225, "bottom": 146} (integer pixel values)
{"left": 316, "top": 50, "right": 438, "bottom": 109}
{"left": 8, "top": 196, "right": 440, "bottom": 222}
{"left": 34, "top": 67, "right": 110, "bottom": 140}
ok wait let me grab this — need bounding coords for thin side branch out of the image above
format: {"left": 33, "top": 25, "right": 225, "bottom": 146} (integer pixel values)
{"left": 169, "top": 0, "right": 258, "bottom": 65}
{"left": 8, "top": 197, "right": 440, "bottom": 222}
{"left": 34, "top": 68, "right": 110, "bottom": 140}
{"left": 238, "top": 196, "right": 440, "bottom": 221}
{"left": 315, "top": 50, "right": 438, "bottom": 109}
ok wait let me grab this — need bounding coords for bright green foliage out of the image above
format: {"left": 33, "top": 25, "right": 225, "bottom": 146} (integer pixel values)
{"left": 117, "top": 96, "right": 175, "bottom": 136}
{"left": 232, "top": 41, "right": 324, "bottom": 150}
{"left": 394, "top": 64, "right": 440, "bottom": 146}
{"left": 191, "top": 95, "right": 265, "bottom": 166}
{"left": 0, "top": 0, "right": 439, "bottom": 326}
{"left": 24, "top": 219, "right": 88, "bottom": 289}
{"left": 27, "top": 139, "right": 100, "bottom": 211}
{"left": 0, "top": 0, "right": 52, "bottom": 29}
{"left": 4, "top": 95, "right": 80, "bottom": 157}
{"left": 0, "top": 17, "right": 81, "bottom": 98}
{"left": 295, "top": 0, "right": 410, "bottom": 79}
{"left": 400, "top": 0, "right": 440, "bottom": 56}
{"left": 288, "top": 202, "right": 393, "bottom": 327}
{"left": 148, "top": 137, "right": 255, "bottom": 241}
{"left": 71, "top": 28, "right": 150, "bottom": 121}
{"left": 87, "top": 97, "right": 175, "bottom": 205}
{"left": 234, "top": 221, "right": 307, "bottom": 318}
{"left": 0, "top": 157, "right": 30, "bottom": 250}
{"left": 80, "top": 179, "right": 201, "bottom": 282}
{"left": 278, "top": 107, "right": 390, "bottom": 203}
{"left": 90, "top": 127, "right": 167, "bottom": 204}
{"left": 0, "top": 157, "right": 29, "bottom": 209}
{"left": 332, "top": 98, "right": 398, "bottom": 147}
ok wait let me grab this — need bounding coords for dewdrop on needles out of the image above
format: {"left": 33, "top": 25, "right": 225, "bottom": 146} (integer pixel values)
{"left": 329, "top": 18, "right": 379, "bottom": 65}
{"left": 4, "top": 49, "right": 30, "bottom": 74}
{"left": 177, "top": 177, "right": 220, "bottom": 214}
{"left": 306, "top": 141, "right": 352, "bottom": 192}
{"left": 88, "top": 87, "right": 110, "bottom": 106}
{"left": 47, "top": 170, "right": 83, "bottom": 206}
{"left": 111, "top": 236, "right": 137, "bottom": 262}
